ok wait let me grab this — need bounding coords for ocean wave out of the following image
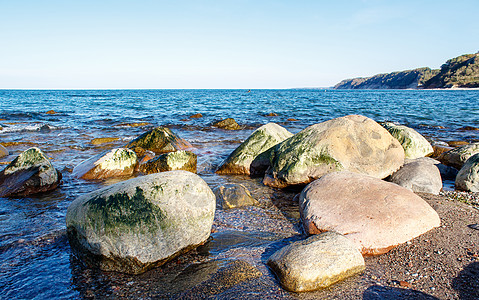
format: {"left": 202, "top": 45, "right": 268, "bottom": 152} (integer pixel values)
{"left": 0, "top": 123, "right": 65, "bottom": 133}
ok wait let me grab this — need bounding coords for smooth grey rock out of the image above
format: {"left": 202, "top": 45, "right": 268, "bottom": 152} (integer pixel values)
{"left": 390, "top": 158, "right": 443, "bottom": 195}
{"left": 66, "top": 170, "right": 215, "bottom": 274}
{"left": 455, "top": 153, "right": 479, "bottom": 192}
{"left": 216, "top": 123, "right": 292, "bottom": 175}
{"left": 0, "top": 147, "right": 61, "bottom": 197}
{"left": 213, "top": 183, "right": 259, "bottom": 209}
{"left": 263, "top": 115, "right": 405, "bottom": 188}
{"left": 267, "top": 232, "right": 365, "bottom": 292}
{"left": 72, "top": 148, "right": 138, "bottom": 180}
{"left": 300, "top": 171, "right": 440, "bottom": 255}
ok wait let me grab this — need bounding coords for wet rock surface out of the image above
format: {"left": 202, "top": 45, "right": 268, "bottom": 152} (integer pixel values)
{"left": 66, "top": 171, "right": 216, "bottom": 274}
{"left": 139, "top": 150, "right": 197, "bottom": 174}
{"left": 0, "top": 147, "right": 62, "bottom": 197}
{"left": 214, "top": 183, "right": 259, "bottom": 209}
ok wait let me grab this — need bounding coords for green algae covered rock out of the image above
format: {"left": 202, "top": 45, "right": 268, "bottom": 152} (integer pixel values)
{"left": 140, "top": 150, "right": 197, "bottom": 174}
{"left": 439, "top": 142, "right": 479, "bottom": 170}
{"left": 381, "top": 122, "right": 433, "bottom": 159}
{"left": 264, "top": 115, "right": 404, "bottom": 188}
{"left": 66, "top": 170, "right": 215, "bottom": 274}
{"left": 0, "top": 147, "right": 61, "bottom": 197}
{"left": 126, "top": 127, "right": 192, "bottom": 156}
{"left": 72, "top": 148, "right": 138, "bottom": 180}
{"left": 267, "top": 232, "right": 365, "bottom": 292}
{"left": 216, "top": 123, "right": 293, "bottom": 175}
{"left": 455, "top": 153, "right": 479, "bottom": 192}
{"left": 212, "top": 118, "right": 241, "bottom": 130}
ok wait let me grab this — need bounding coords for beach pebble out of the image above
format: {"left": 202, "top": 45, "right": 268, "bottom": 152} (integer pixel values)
{"left": 66, "top": 170, "right": 215, "bottom": 274}
{"left": 72, "top": 148, "right": 138, "bottom": 180}
{"left": 139, "top": 150, "right": 197, "bottom": 174}
{"left": 213, "top": 183, "right": 259, "bottom": 209}
{"left": 381, "top": 122, "right": 433, "bottom": 159}
{"left": 0, "top": 147, "right": 62, "bottom": 197}
{"left": 263, "top": 115, "right": 405, "bottom": 188}
{"left": 216, "top": 123, "right": 292, "bottom": 175}
{"left": 300, "top": 171, "right": 440, "bottom": 255}
{"left": 267, "top": 232, "right": 365, "bottom": 292}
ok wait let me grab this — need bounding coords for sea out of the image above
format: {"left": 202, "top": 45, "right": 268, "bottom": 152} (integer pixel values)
{"left": 0, "top": 89, "right": 478, "bottom": 299}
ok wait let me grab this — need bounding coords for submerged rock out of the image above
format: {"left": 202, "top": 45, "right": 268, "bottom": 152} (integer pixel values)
{"left": 264, "top": 115, "right": 405, "bottom": 188}
{"left": 216, "top": 123, "right": 293, "bottom": 175}
{"left": 389, "top": 158, "right": 442, "bottom": 195}
{"left": 212, "top": 118, "right": 241, "bottom": 130}
{"left": 381, "top": 122, "right": 433, "bottom": 159}
{"left": 299, "top": 171, "right": 440, "bottom": 255}
{"left": 72, "top": 148, "right": 138, "bottom": 180}
{"left": 90, "top": 137, "right": 120, "bottom": 145}
{"left": 439, "top": 142, "right": 479, "bottom": 170}
{"left": 0, "top": 147, "right": 62, "bottom": 197}
{"left": 139, "top": 151, "right": 197, "bottom": 174}
{"left": 213, "top": 183, "right": 259, "bottom": 209}
{"left": 126, "top": 127, "right": 192, "bottom": 156}
{"left": 66, "top": 170, "right": 216, "bottom": 274}
{"left": 189, "top": 113, "right": 203, "bottom": 119}
{"left": 0, "top": 144, "right": 8, "bottom": 158}
{"left": 267, "top": 232, "right": 365, "bottom": 292}
{"left": 455, "top": 153, "right": 479, "bottom": 192}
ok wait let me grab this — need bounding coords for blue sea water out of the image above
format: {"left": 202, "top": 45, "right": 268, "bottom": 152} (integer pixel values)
{"left": 0, "top": 89, "right": 478, "bottom": 299}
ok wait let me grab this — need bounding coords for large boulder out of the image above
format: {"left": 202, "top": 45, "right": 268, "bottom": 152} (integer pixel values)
{"left": 389, "top": 158, "right": 442, "bottom": 195}
{"left": 264, "top": 115, "right": 405, "bottom": 188}
{"left": 213, "top": 183, "right": 259, "bottom": 209}
{"left": 299, "top": 171, "right": 440, "bottom": 255}
{"left": 125, "top": 127, "right": 192, "bottom": 156}
{"left": 216, "top": 123, "right": 293, "bottom": 175}
{"left": 0, "top": 144, "right": 8, "bottom": 158}
{"left": 66, "top": 170, "right": 215, "bottom": 274}
{"left": 455, "top": 153, "right": 479, "bottom": 192}
{"left": 267, "top": 232, "right": 365, "bottom": 292}
{"left": 139, "top": 151, "right": 197, "bottom": 174}
{"left": 212, "top": 118, "right": 241, "bottom": 130}
{"left": 72, "top": 148, "right": 138, "bottom": 180}
{"left": 381, "top": 122, "right": 433, "bottom": 159}
{"left": 439, "top": 142, "right": 479, "bottom": 170}
{"left": 0, "top": 147, "right": 62, "bottom": 197}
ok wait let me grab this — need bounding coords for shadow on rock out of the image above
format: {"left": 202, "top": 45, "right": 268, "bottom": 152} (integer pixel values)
{"left": 452, "top": 261, "right": 479, "bottom": 300}
{"left": 363, "top": 285, "right": 440, "bottom": 300}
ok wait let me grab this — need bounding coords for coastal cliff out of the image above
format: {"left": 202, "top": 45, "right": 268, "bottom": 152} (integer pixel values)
{"left": 334, "top": 53, "right": 479, "bottom": 89}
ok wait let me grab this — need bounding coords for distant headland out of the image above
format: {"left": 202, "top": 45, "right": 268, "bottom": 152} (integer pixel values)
{"left": 334, "top": 52, "right": 479, "bottom": 89}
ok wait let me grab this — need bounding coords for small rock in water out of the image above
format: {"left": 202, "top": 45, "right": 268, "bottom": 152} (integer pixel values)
{"left": 139, "top": 150, "right": 197, "bottom": 174}
{"left": 0, "top": 147, "right": 62, "bottom": 197}
{"left": 189, "top": 113, "right": 203, "bottom": 119}
{"left": 267, "top": 232, "right": 365, "bottom": 292}
{"left": 287, "top": 118, "right": 298, "bottom": 121}
{"left": 72, "top": 148, "right": 138, "bottom": 180}
{"left": 265, "top": 112, "right": 278, "bottom": 117}
{"left": 45, "top": 110, "right": 57, "bottom": 114}
{"left": 211, "top": 118, "right": 241, "bottom": 130}
{"left": 458, "top": 126, "right": 479, "bottom": 131}
{"left": 0, "top": 144, "right": 8, "bottom": 158}
{"left": 447, "top": 140, "right": 469, "bottom": 147}
{"left": 213, "top": 183, "right": 259, "bottom": 209}
{"left": 126, "top": 126, "right": 192, "bottom": 155}
{"left": 90, "top": 137, "right": 120, "bottom": 145}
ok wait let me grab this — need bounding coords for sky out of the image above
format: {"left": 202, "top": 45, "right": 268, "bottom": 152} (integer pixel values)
{"left": 0, "top": 0, "right": 478, "bottom": 89}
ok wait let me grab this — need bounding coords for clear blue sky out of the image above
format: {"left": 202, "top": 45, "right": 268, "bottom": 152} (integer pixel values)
{"left": 0, "top": 0, "right": 477, "bottom": 89}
